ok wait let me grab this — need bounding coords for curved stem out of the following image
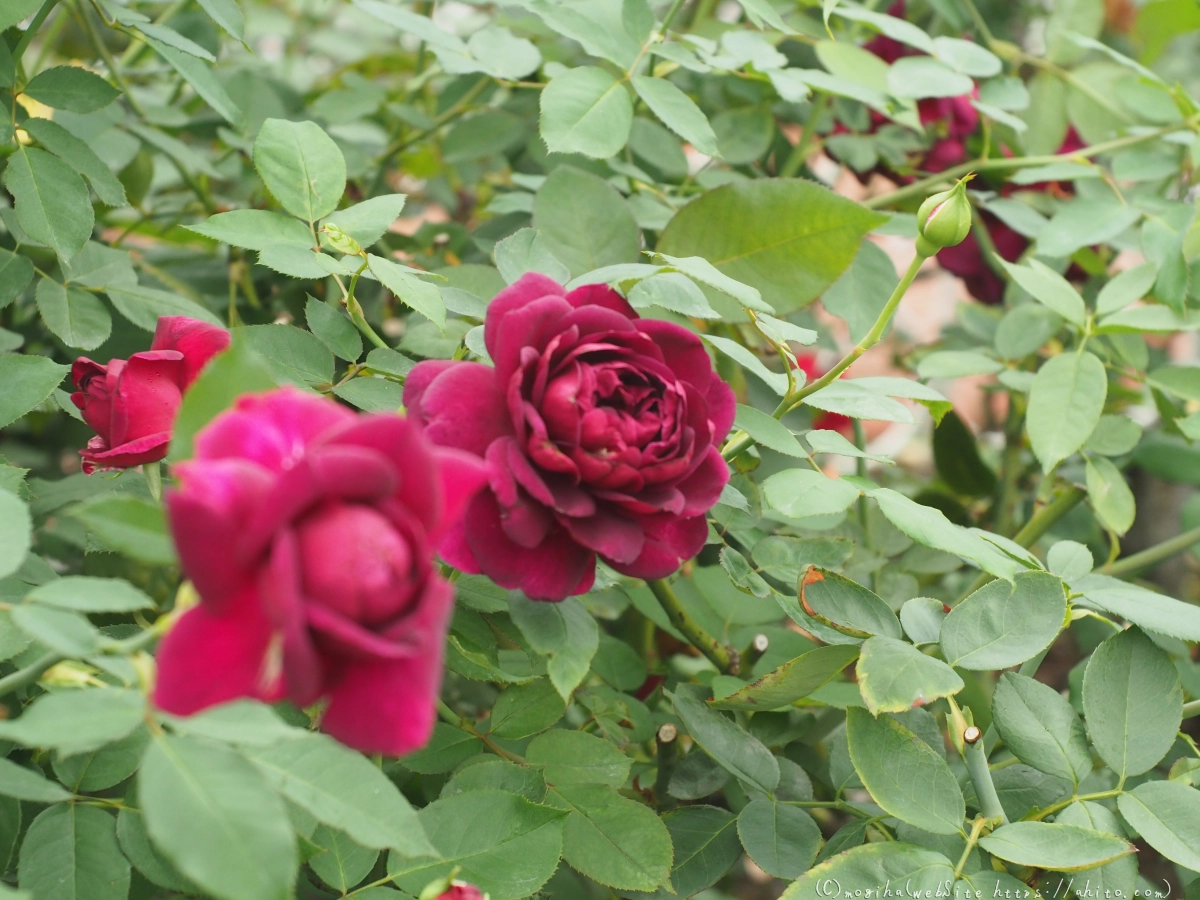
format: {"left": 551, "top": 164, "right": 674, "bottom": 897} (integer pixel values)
{"left": 1103, "top": 524, "right": 1200, "bottom": 577}
{"left": 0, "top": 653, "right": 61, "bottom": 698}
{"left": 343, "top": 259, "right": 389, "bottom": 350}
{"left": 13, "top": 0, "right": 62, "bottom": 63}
{"left": 645, "top": 577, "right": 734, "bottom": 673}
{"left": 1182, "top": 699, "right": 1200, "bottom": 720}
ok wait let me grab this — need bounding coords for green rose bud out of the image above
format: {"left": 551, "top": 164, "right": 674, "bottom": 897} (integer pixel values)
{"left": 915, "top": 173, "right": 975, "bottom": 257}
{"left": 321, "top": 223, "right": 364, "bottom": 256}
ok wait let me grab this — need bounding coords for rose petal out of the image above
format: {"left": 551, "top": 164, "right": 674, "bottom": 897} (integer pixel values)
{"left": 109, "top": 352, "right": 186, "bottom": 446}
{"left": 706, "top": 378, "right": 737, "bottom": 445}
{"left": 153, "top": 591, "right": 283, "bottom": 715}
{"left": 608, "top": 512, "right": 708, "bottom": 579}
{"left": 558, "top": 509, "right": 645, "bottom": 565}
{"left": 432, "top": 447, "right": 489, "bottom": 544}
{"left": 484, "top": 272, "right": 566, "bottom": 362}
{"left": 565, "top": 283, "right": 637, "bottom": 319}
{"left": 636, "top": 319, "right": 714, "bottom": 393}
{"left": 402, "top": 360, "right": 457, "bottom": 426}
{"left": 492, "top": 295, "right": 574, "bottom": 386}
{"left": 150, "top": 317, "right": 231, "bottom": 386}
{"left": 320, "top": 578, "right": 454, "bottom": 756}
{"left": 81, "top": 431, "right": 171, "bottom": 472}
{"left": 464, "top": 491, "right": 595, "bottom": 601}
{"left": 195, "top": 387, "right": 354, "bottom": 472}
{"left": 411, "top": 362, "right": 513, "bottom": 457}
{"left": 675, "top": 446, "right": 729, "bottom": 516}
{"left": 258, "top": 529, "right": 324, "bottom": 706}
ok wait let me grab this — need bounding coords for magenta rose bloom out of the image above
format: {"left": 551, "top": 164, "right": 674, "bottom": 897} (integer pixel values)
{"left": 71, "top": 316, "right": 230, "bottom": 474}
{"left": 153, "top": 388, "right": 487, "bottom": 756}
{"left": 404, "top": 273, "right": 735, "bottom": 601}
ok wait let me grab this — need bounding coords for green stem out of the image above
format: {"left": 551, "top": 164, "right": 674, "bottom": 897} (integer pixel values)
{"left": 438, "top": 699, "right": 525, "bottom": 763}
{"left": 1027, "top": 789, "right": 1122, "bottom": 822}
{"left": 779, "top": 92, "right": 830, "bottom": 179}
{"left": 0, "top": 652, "right": 61, "bottom": 698}
{"left": 344, "top": 259, "right": 389, "bottom": 350}
{"left": 958, "top": 485, "right": 1086, "bottom": 601}
{"left": 1182, "top": 699, "right": 1200, "bottom": 719}
{"left": 646, "top": 577, "right": 734, "bottom": 673}
{"left": 1103, "top": 524, "right": 1200, "bottom": 577}
{"left": 865, "top": 116, "right": 1200, "bottom": 210}
{"left": 12, "top": 0, "right": 62, "bottom": 62}
{"left": 963, "top": 738, "right": 1008, "bottom": 825}
{"left": 720, "top": 251, "right": 927, "bottom": 462}
{"left": 954, "top": 817, "right": 993, "bottom": 879}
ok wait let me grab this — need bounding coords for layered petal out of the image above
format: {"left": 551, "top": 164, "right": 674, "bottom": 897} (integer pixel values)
{"left": 565, "top": 283, "right": 637, "bottom": 319}
{"left": 150, "top": 316, "right": 231, "bottom": 386}
{"left": 483, "top": 272, "right": 566, "bottom": 363}
{"left": 109, "top": 352, "right": 186, "bottom": 446}
{"left": 609, "top": 512, "right": 709, "bottom": 579}
{"left": 80, "top": 431, "right": 171, "bottom": 473}
{"left": 408, "top": 362, "right": 513, "bottom": 457}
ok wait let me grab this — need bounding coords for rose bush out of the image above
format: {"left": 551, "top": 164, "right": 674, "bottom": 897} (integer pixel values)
{"left": 155, "top": 388, "right": 486, "bottom": 754}
{"left": 70, "top": 316, "right": 228, "bottom": 472}
{"left": 404, "top": 274, "right": 735, "bottom": 600}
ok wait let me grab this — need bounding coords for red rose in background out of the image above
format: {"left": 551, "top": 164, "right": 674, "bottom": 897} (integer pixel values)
{"left": 71, "top": 316, "right": 229, "bottom": 474}
{"left": 436, "top": 883, "right": 487, "bottom": 900}
{"left": 154, "top": 388, "right": 487, "bottom": 756}
{"left": 795, "top": 355, "right": 853, "bottom": 436}
{"left": 404, "top": 274, "right": 736, "bottom": 601}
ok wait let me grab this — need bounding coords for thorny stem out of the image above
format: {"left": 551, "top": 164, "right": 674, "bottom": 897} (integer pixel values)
{"left": 865, "top": 116, "right": 1200, "bottom": 210}
{"left": 720, "top": 250, "right": 927, "bottom": 462}
{"left": 645, "top": 577, "right": 734, "bottom": 673}
{"left": 436, "top": 699, "right": 525, "bottom": 763}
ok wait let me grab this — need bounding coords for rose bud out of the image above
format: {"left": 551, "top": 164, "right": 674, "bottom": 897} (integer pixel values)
{"left": 404, "top": 273, "right": 736, "bottom": 601}
{"left": 420, "top": 875, "right": 488, "bottom": 900}
{"left": 71, "top": 316, "right": 230, "bottom": 474}
{"left": 321, "top": 223, "right": 364, "bottom": 257}
{"left": 153, "top": 388, "right": 488, "bottom": 756}
{"left": 916, "top": 174, "right": 975, "bottom": 256}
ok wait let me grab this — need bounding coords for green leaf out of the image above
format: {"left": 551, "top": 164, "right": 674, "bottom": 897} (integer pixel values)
{"left": 917, "top": 350, "right": 1004, "bottom": 379}
{"left": 1074, "top": 574, "right": 1200, "bottom": 641}
{"left": 0, "top": 0, "right": 40, "bottom": 31}
{"left": 1054, "top": 801, "right": 1136, "bottom": 898}
{"left": 550, "top": 783, "right": 672, "bottom": 891}
{"left": 856, "top": 635, "right": 963, "bottom": 715}
{"left": 332, "top": 376, "right": 404, "bottom": 412}
{"left": 310, "top": 825, "right": 378, "bottom": 893}
{"left": 797, "top": 567, "right": 903, "bottom": 640}
{"left": 0, "top": 489, "right": 31, "bottom": 582}
{"left": 387, "top": 789, "right": 566, "bottom": 900}
{"left": 640, "top": 806, "right": 740, "bottom": 899}
{"left": 657, "top": 180, "right": 886, "bottom": 314}
{"left": 368, "top": 254, "right": 447, "bottom": 329}
{"left": 734, "top": 405, "right": 804, "bottom": 457}
{"left": 240, "top": 323, "right": 334, "bottom": 388}
{"left": 701, "top": 334, "right": 787, "bottom": 394}
{"left": 258, "top": 245, "right": 350, "bottom": 279}
{"left": 760, "top": 469, "right": 861, "bottom": 519}
{"left": 107, "top": 289, "right": 222, "bottom": 337}
{"left": 631, "top": 76, "right": 718, "bottom": 157}
{"left": 35, "top": 279, "right": 111, "bottom": 350}
{"left": 887, "top": 56, "right": 974, "bottom": 99}
{"left": 822, "top": 241, "right": 899, "bottom": 344}
{"left": 655, "top": 253, "right": 769, "bottom": 312}
{"left": 69, "top": 494, "right": 177, "bottom": 565}
{"left": 1027, "top": 351, "right": 1108, "bottom": 473}
{"left": 526, "top": 729, "right": 631, "bottom": 786}
{"left": 1036, "top": 200, "right": 1141, "bottom": 259}
{"left": 490, "top": 678, "right": 567, "bottom": 739}
{"left": 443, "top": 759, "right": 546, "bottom": 803}
{"left": 140, "top": 733, "right": 297, "bottom": 900}
{"left": 1082, "top": 627, "right": 1182, "bottom": 779}
{"left": 0, "top": 688, "right": 144, "bottom": 756}
{"left": 533, "top": 167, "right": 639, "bottom": 279}
{"left": 1045, "top": 0, "right": 1104, "bottom": 63}
{"left": 0, "top": 355, "right": 65, "bottom": 431}
{"left": 494, "top": 228, "right": 570, "bottom": 285}
{"left": 736, "top": 799, "right": 821, "bottom": 879}
{"left": 305, "top": 296, "right": 362, "bottom": 361}
{"left": 1000, "top": 259, "right": 1087, "bottom": 327}
{"left": 53, "top": 726, "right": 148, "bottom": 792}
{"left": 940, "top": 571, "right": 1066, "bottom": 670}
{"left": 187, "top": 210, "right": 314, "bottom": 251}
{"left": 18, "top": 805, "right": 129, "bottom": 900}
{"left": 978, "top": 822, "right": 1132, "bottom": 871}
{"left": 117, "top": 807, "right": 198, "bottom": 893}
{"left": 196, "top": 0, "right": 244, "bottom": 39}
{"left": 1116, "top": 780, "right": 1200, "bottom": 871}
{"left": 323, "top": 194, "right": 407, "bottom": 247}
{"left": 1085, "top": 455, "right": 1135, "bottom": 535}
{"left": 23, "top": 66, "right": 119, "bottom": 112}
{"left": 246, "top": 732, "right": 433, "bottom": 856}
{"left": 143, "top": 36, "right": 243, "bottom": 126}
{"left": 783, "top": 842, "right": 955, "bottom": 899}
{"left": 627, "top": 272, "right": 718, "bottom": 318}
{"left": 170, "top": 333, "right": 276, "bottom": 460}
{"left": 539, "top": 67, "right": 632, "bottom": 159}
{"left": 1146, "top": 364, "right": 1200, "bottom": 401}
{"left": 992, "top": 673, "right": 1091, "bottom": 787}
{"left": 509, "top": 594, "right": 599, "bottom": 701}
{"left": 253, "top": 119, "right": 346, "bottom": 223}
{"left": 400, "top": 722, "right": 483, "bottom": 774}
{"left": 710, "top": 645, "right": 859, "bottom": 710}
{"left": 0, "top": 249, "right": 35, "bottom": 309}
{"left": 1096, "top": 261, "right": 1157, "bottom": 314}
{"left": 11, "top": 604, "right": 99, "bottom": 656}
{"left": 0, "top": 758, "right": 72, "bottom": 803}
{"left": 4, "top": 147, "right": 93, "bottom": 260}
{"left": 668, "top": 684, "right": 779, "bottom": 794}
{"left": 846, "top": 707, "right": 965, "bottom": 835}
{"left": 22, "top": 118, "right": 126, "bottom": 208}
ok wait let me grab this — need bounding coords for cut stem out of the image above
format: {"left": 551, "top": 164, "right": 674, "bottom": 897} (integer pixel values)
{"left": 963, "top": 734, "right": 1008, "bottom": 825}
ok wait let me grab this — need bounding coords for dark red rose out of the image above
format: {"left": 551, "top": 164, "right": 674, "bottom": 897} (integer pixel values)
{"left": 404, "top": 273, "right": 736, "bottom": 601}
{"left": 154, "top": 388, "right": 487, "bottom": 756}
{"left": 71, "top": 316, "right": 229, "bottom": 474}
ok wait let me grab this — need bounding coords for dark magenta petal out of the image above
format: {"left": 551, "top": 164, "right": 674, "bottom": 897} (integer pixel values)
{"left": 492, "top": 295, "right": 574, "bottom": 386}
{"left": 306, "top": 604, "right": 423, "bottom": 660}
{"left": 153, "top": 591, "right": 283, "bottom": 715}
{"left": 81, "top": 431, "right": 171, "bottom": 473}
{"left": 110, "top": 353, "right": 186, "bottom": 446}
{"left": 565, "top": 283, "right": 637, "bottom": 319}
{"left": 483, "top": 272, "right": 566, "bottom": 362}
{"left": 412, "top": 361, "right": 512, "bottom": 457}
{"left": 559, "top": 509, "right": 645, "bottom": 565}
{"left": 675, "top": 446, "right": 729, "bottom": 517}
{"left": 195, "top": 387, "right": 354, "bottom": 471}
{"left": 464, "top": 491, "right": 596, "bottom": 601}
{"left": 150, "top": 316, "right": 231, "bottom": 387}
{"left": 402, "top": 359, "right": 456, "bottom": 426}
{"left": 557, "top": 304, "right": 640, "bottom": 342}
{"left": 435, "top": 514, "right": 483, "bottom": 575}
{"left": 706, "top": 378, "right": 737, "bottom": 445}
{"left": 320, "top": 576, "right": 454, "bottom": 756}
{"left": 431, "top": 447, "right": 490, "bottom": 545}
{"left": 636, "top": 319, "right": 714, "bottom": 393}
{"left": 258, "top": 529, "right": 324, "bottom": 706}
{"left": 609, "top": 513, "right": 709, "bottom": 579}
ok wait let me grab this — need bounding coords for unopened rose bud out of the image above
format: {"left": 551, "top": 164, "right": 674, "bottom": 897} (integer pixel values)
{"left": 915, "top": 174, "right": 975, "bottom": 256}
{"left": 321, "top": 224, "right": 363, "bottom": 256}
{"left": 420, "top": 877, "right": 488, "bottom": 900}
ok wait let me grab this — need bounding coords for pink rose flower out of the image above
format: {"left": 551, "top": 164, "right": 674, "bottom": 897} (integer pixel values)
{"left": 71, "top": 316, "right": 230, "bottom": 474}
{"left": 437, "top": 883, "right": 487, "bottom": 900}
{"left": 404, "top": 274, "right": 736, "bottom": 601}
{"left": 153, "top": 388, "right": 487, "bottom": 756}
